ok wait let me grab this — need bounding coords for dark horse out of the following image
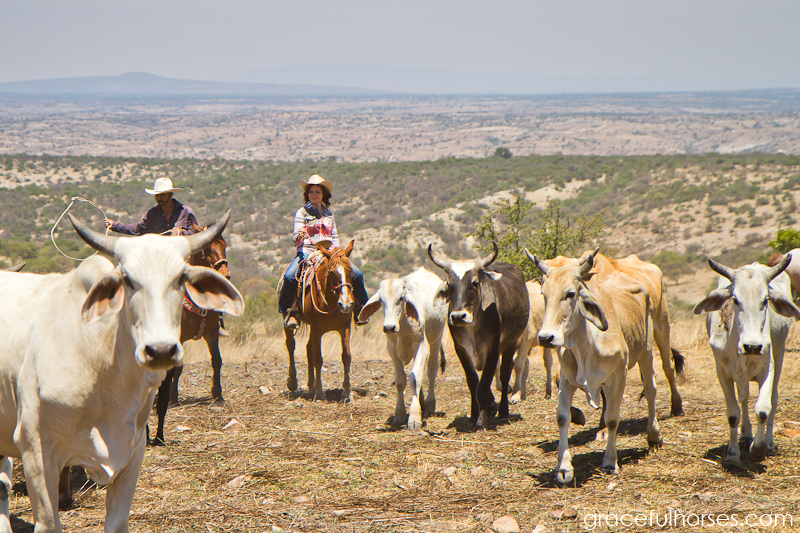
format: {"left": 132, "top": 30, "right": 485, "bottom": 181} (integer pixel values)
{"left": 152, "top": 227, "right": 231, "bottom": 446}
{"left": 285, "top": 240, "right": 357, "bottom": 402}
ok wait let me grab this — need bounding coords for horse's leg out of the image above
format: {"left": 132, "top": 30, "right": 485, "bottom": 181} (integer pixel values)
{"left": 339, "top": 325, "right": 352, "bottom": 403}
{"left": 309, "top": 327, "right": 325, "bottom": 400}
{"left": 285, "top": 325, "right": 298, "bottom": 392}
{"left": 205, "top": 315, "right": 224, "bottom": 403}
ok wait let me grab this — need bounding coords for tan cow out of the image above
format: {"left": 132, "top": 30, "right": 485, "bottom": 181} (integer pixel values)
{"left": 544, "top": 249, "right": 685, "bottom": 417}
{"left": 530, "top": 249, "right": 663, "bottom": 484}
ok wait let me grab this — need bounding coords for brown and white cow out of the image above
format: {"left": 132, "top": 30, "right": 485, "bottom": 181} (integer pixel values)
{"left": 530, "top": 249, "right": 662, "bottom": 484}
{"left": 428, "top": 243, "right": 529, "bottom": 428}
{"left": 694, "top": 256, "right": 800, "bottom": 463}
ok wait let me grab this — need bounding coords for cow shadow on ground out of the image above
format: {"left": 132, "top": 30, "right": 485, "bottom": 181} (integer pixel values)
{"left": 9, "top": 515, "right": 33, "bottom": 533}
{"left": 536, "top": 416, "right": 650, "bottom": 453}
{"left": 702, "top": 444, "right": 766, "bottom": 477}
{"left": 446, "top": 414, "right": 524, "bottom": 433}
{"left": 377, "top": 412, "right": 448, "bottom": 433}
{"left": 531, "top": 446, "right": 652, "bottom": 488}
{"left": 284, "top": 387, "right": 369, "bottom": 403}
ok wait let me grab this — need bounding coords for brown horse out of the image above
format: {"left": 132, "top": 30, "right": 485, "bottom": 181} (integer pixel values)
{"left": 152, "top": 228, "right": 231, "bottom": 445}
{"left": 285, "top": 240, "right": 357, "bottom": 402}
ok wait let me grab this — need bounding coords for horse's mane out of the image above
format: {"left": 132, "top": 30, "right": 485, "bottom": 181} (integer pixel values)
{"left": 768, "top": 252, "right": 785, "bottom": 267}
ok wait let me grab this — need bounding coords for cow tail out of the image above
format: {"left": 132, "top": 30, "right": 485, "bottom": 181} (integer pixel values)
{"left": 671, "top": 348, "right": 686, "bottom": 377}
{"left": 439, "top": 346, "right": 446, "bottom": 374}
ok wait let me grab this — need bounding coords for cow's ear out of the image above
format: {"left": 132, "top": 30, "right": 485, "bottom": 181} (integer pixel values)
{"left": 359, "top": 291, "right": 382, "bottom": 322}
{"left": 693, "top": 288, "right": 731, "bottom": 315}
{"left": 578, "top": 287, "right": 608, "bottom": 331}
{"left": 768, "top": 289, "right": 800, "bottom": 320}
{"left": 480, "top": 270, "right": 502, "bottom": 281}
{"left": 185, "top": 266, "right": 245, "bottom": 316}
{"left": 433, "top": 282, "right": 449, "bottom": 307}
{"left": 82, "top": 270, "right": 125, "bottom": 324}
{"left": 404, "top": 300, "right": 421, "bottom": 328}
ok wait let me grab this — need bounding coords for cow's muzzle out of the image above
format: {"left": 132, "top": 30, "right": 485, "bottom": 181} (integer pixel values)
{"left": 143, "top": 342, "right": 182, "bottom": 369}
{"left": 538, "top": 333, "right": 557, "bottom": 348}
{"left": 449, "top": 310, "right": 473, "bottom": 326}
{"left": 383, "top": 324, "right": 399, "bottom": 333}
{"left": 742, "top": 343, "right": 762, "bottom": 355}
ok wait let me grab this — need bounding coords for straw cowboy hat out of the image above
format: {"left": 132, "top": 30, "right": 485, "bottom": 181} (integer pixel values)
{"left": 145, "top": 177, "right": 184, "bottom": 195}
{"left": 301, "top": 174, "right": 333, "bottom": 194}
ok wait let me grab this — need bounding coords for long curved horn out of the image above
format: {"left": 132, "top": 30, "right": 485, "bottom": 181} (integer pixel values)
{"left": 68, "top": 214, "right": 121, "bottom": 256}
{"left": 578, "top": 246, "right": 600, "bottom": 279}
{"left": 526, "top": 249, "right": 550, "bottom": 276}
{"left": 708, "top": 258, "right": 734, "bottom": 281}
{"left": 184, "top": 210, "right": 231, "bottom": 256}
{"left": 476, "top": 241, "right": 499, "bottom": 269}
{"left": 766, "top": 252, "right": 792, "bottom": 282}
{"left": 427, "top": 244, "right": 451, "bottom": 272}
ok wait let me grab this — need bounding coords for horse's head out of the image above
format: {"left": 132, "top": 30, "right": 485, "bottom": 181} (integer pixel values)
{"left": 318, "top": 240, "right": 355, "bottom": 315}
{"left": 203, "top": 232, "right": 230, "bottom": 280}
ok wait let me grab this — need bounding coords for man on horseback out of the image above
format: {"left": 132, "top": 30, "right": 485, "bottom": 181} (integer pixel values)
{"left": 279, "top": 174, "right": 369, "bottom": 329}
{"left": 105, "top": 177, "right": 199, "bottom": 236}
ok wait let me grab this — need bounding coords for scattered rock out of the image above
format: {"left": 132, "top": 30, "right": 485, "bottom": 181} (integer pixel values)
{"left": 490, "top": 479, "right": 506, "bottom": 489}
{"left": 258, "top": 386, "right": 271, "bottom": 395}
{"left": 778, "top": 427, "right": 800, "bottom": 439}
{"left": 784, "top": 421, "right": 800, "bottom": 430}
{"left": 455, "top": 450, "right": 470, "bottom": 460}
{"left": 271, "top": 526, "right": 283, "bottom": 532}
{"left": 607, "top": 482, "right": 618, "bottom": 491}
{"left": 679, "top": 431, "right": 692, "bottom": 439}
{"left": 492, "top": 515, "right": 520, "bottom": 533}
{"left": 175, "top": 425, "right": 191, "bottom": 432}
{"left": 470, "top": 466, "right": 486, "bottom": 477}
{"left": 549, "top": 507, "right": 578, "bottom": 520}
{"left": 441, "top": 466, "right": 457, "bottom": 476}
{"left": 269, "top": 441, "right": 284, "bottom": 448}
{"left": 292, "top": 495, "right": 311, "bottom": 504}
{"left": 376, "top": 391, "right": 388, "bottom": 397}
{"left": 531, "top": 525, "right": 548, "bottom": 533}
{"left": 332, "top": 509, "right": 349, "bottom": 517}
{"left": 733, "top": 487, "right": 743, "bottom": 496}
{"left": 222, "top": 418, "right": 244, "bottom": 431}
{"left": 226, "top": 474, "right": 252, "bottom": 488}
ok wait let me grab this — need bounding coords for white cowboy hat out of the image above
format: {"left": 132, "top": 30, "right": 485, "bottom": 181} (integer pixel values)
{"left": 145, "top": 177, "right": 184, "bottom": 195}
{"left": 301, "top": 174, "right": 333, "bottom": 194}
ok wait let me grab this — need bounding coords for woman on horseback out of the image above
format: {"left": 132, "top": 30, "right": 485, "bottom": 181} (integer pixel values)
{"left": 279, "top": 175, "right": 369, "bottom": 329}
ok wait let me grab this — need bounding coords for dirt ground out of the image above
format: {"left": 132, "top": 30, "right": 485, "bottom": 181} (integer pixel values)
{"left": 8, "top": 317, "right": 800, "bottom": 532}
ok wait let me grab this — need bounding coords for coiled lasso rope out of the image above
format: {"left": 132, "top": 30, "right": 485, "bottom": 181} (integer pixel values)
{"left": 51, "top": 196, "right": 111, "bottom": 261}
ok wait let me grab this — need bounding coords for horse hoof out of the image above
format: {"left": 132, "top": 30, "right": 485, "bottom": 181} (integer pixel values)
{"left": 149, "top": 437, "right": 167, "bottom": 447}
{"left": 287, "top": 378, "right": 298, "bottom": 392}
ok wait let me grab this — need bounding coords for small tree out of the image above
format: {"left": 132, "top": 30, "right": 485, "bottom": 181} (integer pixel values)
{"left": 650, "top": 250, "right": 693, "bottom": 284}
{"left": 469, "top": 194, "right": 606, "bottom": 280}
{"left": 494, "top": 147, "right": 512, "bottom": 159}
{"left": 768, "top": 228, "right": 800, "bottom": 254}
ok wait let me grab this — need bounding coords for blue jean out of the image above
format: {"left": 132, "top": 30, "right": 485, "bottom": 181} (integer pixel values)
{"left": 279, "top": 253, "right": 368, "bottom": 314}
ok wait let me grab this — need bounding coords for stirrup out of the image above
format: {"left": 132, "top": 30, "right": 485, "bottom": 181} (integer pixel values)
{"left": 284, "top": 314, "right": 299, "bottom": 330}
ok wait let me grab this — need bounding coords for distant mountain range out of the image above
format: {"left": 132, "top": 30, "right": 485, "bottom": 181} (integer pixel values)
{"left": 0, "top": 72, "right": 388, "bottom": 97}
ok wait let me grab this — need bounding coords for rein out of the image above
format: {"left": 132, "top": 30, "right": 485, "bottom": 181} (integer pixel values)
{"left": 301, "top": 251, "right": 353, "bottom": 315}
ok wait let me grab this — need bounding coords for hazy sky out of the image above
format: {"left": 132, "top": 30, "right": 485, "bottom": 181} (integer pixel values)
{"left": 3, "top": 0, "right": 800, "bottom": 92}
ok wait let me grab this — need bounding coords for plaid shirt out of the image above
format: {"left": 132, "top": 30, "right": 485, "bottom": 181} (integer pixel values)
{"left": 293, "top": 203, "right": 340, "bottom": 256}
{"left": 111, "top": 200, "right": 199, "bottom": 236}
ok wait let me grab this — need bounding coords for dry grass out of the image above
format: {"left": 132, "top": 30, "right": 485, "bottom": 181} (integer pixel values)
{"left": 9, "top": 318, "right": 800, "bottom": 532}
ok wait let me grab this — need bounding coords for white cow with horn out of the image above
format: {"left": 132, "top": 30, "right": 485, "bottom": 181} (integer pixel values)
{"left": 0, "top": 211, "right": 243, "bottom": 533}
{"left": 694, "top": 255, "right": 800, "bottom": 463}
{"left": 358, "top": 267, "right": 447, "bottom": 431}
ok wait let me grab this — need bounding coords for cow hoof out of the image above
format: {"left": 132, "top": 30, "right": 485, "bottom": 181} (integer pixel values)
{"left": 595, "top": 428, "right": 609, "bottom": 442}
{"left": 648, "top": 435, "right": 663, "bottom": 449}
{"left": 555, "top": 468, "right": 574, "bottom": 485}
{"left": 58, "top": 496, "right": 74, "bottom": 511}
{"left": 476, "top": 411, "right": 489, "bottom": 429}
{"left": 509, "top": 392, "right": 522, "bottom": 405}
{"left": 750, "top": 441, "right": 767, "bottom": 462}
{"left": 570, "top": 406, "right": 586, "bottom": 426}
{"left": 600, "top": 463, "right": 619, "bottom": 475}
{"left": 671, "top": 405, "right": 685, "bottom": 417}
{"left": 150, "top": 437, "right": 167, "bottom": 447}
{"left": 408, "top": 418, "right": 423, "bottom": 432}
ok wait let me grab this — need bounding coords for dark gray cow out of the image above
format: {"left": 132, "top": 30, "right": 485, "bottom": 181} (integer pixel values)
{"left": 428, "top": 243, "right": 529, "bottom": 428}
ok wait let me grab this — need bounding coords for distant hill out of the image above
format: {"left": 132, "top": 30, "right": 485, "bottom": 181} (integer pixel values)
{"left": 0, "top": 72, "right": 388, "bottom": 97}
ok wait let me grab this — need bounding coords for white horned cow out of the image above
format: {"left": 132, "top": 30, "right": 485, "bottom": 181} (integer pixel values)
{"left": 0, "top": 212, "right": 243, "bottom": 533}
{"left": 694, "top": 256, "right": 800, "bottom": 463}
{"left": 358, "top": 267, "right": 447, "bottom": 431}
{"left": 530, "top": 249, "right": 663, "bottom": 484}
{"left": 428, "top": 243, "right": 529, "bottom": 428}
